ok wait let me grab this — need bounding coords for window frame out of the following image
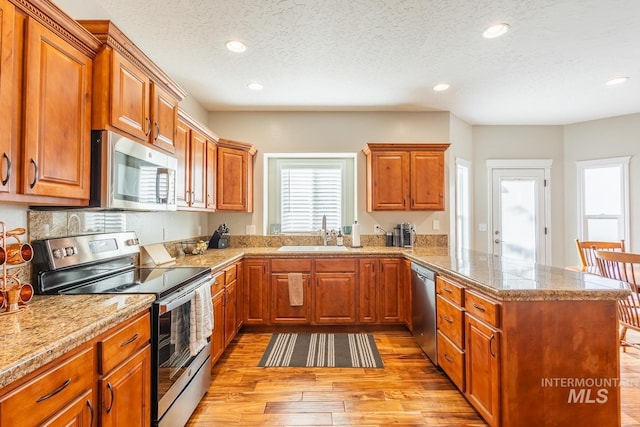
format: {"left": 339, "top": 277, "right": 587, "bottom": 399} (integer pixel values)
{"left": 263, "top": 153, "right": 357, "bottom": 235}
{"left": 576, "top": 156, "right": 630, "bottom": 244}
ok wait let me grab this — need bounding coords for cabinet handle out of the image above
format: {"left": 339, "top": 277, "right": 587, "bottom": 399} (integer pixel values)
{"left": 443, "top": 288, "right": 453, "bottom": 294}
{"left": 105, "top": 382, "right": 114, "bottom": 413}
{"left": 154, "top": 122, "right": 160, "bottom": 141}
{"left": 87, "top": 399, "right": 95, "bottom": 427}
{"left": 443, "top": 315, "right": 453, "bottom": 323}
{"left": 36, "top": 378, "right": 71, "bottom": 402}
{"left": 29, "top": 158, "right": 38, "bottom": 189}
{"left": 444, "top": 353, "right": 453, "bottom": 363}
{"left": 1, "top": 152, "right": 11, "bottom": 185}
{"left": 472, "top": 303, "right": 486, "bottom": 312}
{"left": 489, "top": 334, "right": 496, "bottom": 357}
{"left": 120, "top": 332, "right": 139, "bottom": 347}
{"left": 145, "top": 118, "right": 151, "bottom": 136}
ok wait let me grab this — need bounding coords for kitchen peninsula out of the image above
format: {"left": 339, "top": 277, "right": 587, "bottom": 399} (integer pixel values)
{"left": 0, "top": 246, "right": 629, "bottom": 427}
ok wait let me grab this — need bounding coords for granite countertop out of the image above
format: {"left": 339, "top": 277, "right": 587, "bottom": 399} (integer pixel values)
{"left": 176, "top": 245, "right": 630, "bottom": 302}
{"left": 0, "top": 294, "right": 155, "bottom": 389}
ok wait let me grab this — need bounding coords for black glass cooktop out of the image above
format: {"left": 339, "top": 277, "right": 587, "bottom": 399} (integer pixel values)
{"left": 61, "top": 266, "right": 210, "bottom": 299}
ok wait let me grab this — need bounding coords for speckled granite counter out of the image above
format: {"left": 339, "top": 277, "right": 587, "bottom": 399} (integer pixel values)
{"left": 0, "top": 294, "right": 155, "bottom": 389}
{"left": 174, "top": 246, "right": 629, "bottom": 301}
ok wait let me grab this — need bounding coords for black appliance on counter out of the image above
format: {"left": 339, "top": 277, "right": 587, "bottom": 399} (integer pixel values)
{"left": 32, "top": 231, "right": 213, "bottom": 427}
{"left": 208, "top": 223, "right": 229, "bottom": 249}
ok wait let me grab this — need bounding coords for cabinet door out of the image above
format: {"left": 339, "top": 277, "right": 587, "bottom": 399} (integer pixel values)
{"left": 403, "top": 259, "right": 413, "bottom": 330}
{"left": 110, "top": 52, "right": 150, "bottom": 141}
{"left": 244, "top": 259, "right": 269, "bottom": 325}
{"left": 357, "top": 259, "right": 377, "bottom": 323}
{"left": 189, "top": 130, "right": 207, "bottom": 208}
{"left": 314, "top": 273, "right": 357, "bottom": 324}
{"left": 217, "top": 146, "right": 247, "bottom": 211}
{"left": 151, "top": 83, "right": 177, "bottom": 153}
{"left": 369, "top": 151, "right": 409, "bottom": 210}
{"left": 224, "top": 280, "right": 238, "bottom": 347}
{"left": 23, "top": 19, "right": 91, "bottom": 200}
{"left": 411, "top": 151, "right": 445, "bottom": 210}
{"left": 465, "top": 315, "right": 500, "bottom": 427}
{"left": 175, "top": 118, "right": 190, "bottom": 207}
{"left": 211, "top": 290, "right": 225, "bottom": 364}
{"left": 206, "top": 140, "right": 217, "bottom": 210}
{"left": 100, "top": 345, "right": 151, "bottom": 427}
{"left": 0, "top": 0, "right": 15, "bottom": 194}
{"left": 235, "top": 262, "right": 244, "bottom": 331}
{"left": 41, "top": 389, "right": 95, "bottom": 427}
{"left": 379, "top": 259, "right": 403, "bottom": 322}
{"left": 270, "top": 273, "right": 312, "bottom": 324}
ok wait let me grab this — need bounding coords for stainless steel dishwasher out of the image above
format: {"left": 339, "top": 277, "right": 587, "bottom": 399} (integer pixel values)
{"left": 411, "top": 262, "right": 437, "bottom": 365}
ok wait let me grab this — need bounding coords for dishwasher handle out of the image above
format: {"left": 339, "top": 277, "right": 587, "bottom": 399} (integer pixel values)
{"left": 411, "top": 262, "right": 436, "bottom": 282}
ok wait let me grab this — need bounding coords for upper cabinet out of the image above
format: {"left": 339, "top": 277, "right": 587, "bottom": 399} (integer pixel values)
{"left": 0, "top": 0, "right": 100, "bottom": 205}
{"left": 175, "top": 110, "right": 217, "bottom": 210}
{"left": 217, "top": 139, "right": 257, "bottom": 212}
{"left": 79, "top": 20, "right": 186, "bottom": 154}
{"left": 362, "top": 143, "right": 450, "bottom": 211}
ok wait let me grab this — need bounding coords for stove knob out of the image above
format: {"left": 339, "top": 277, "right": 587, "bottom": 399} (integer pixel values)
{"left": 52, "top": 248, "right": 63, "bottom": 259}
{"left": 65, "top": 246, "right": 76, "bottom": 256}
{"left": 125, "top": 238, "right": 139, "bottom": 246}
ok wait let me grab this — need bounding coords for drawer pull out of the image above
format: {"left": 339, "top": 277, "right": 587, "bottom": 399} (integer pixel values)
{"left": 443, "top": 315, "right": 454, "bottom": 323}
{"left": 105, "top": 382, "right": 114, "bottom": 413}
{"left": 489, "top": 334, "right": 496, "bottom": 357}
{"left": 472, "top": 303, "right": 486, "bottom": 312}
{"left": 29, "top": 158, "right": 38, "bottom": 189}
{"left": 444, "top": 353, "right": 453, "bottom": 363}
{"left": 120, "top": 332, "right": 139, "bottom": 347}
{"left": 87, "top": 399, "right": 95, "bottom": 427}
{"left": 36, "top": 378, "right": 71, "bottom": 402}
{"left": 443, "top": 287, "right": 453, "bottom": 294}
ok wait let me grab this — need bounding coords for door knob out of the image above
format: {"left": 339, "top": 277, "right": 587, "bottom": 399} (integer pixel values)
{"left": 494, "top": 239, "right": 501, "bottom": 244}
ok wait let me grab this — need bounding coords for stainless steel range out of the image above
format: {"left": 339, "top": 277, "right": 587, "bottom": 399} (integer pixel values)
{"left": 32, "top": 231, "right": 213, "bottom": 427}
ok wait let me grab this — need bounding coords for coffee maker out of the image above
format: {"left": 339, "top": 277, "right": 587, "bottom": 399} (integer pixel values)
{"left": 393, "top": 223, "right": 415, "bottom": 248}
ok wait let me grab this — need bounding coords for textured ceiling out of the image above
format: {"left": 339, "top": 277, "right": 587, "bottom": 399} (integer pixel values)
{"left": 54, "top": 0, "right": 640, "bottom": 125}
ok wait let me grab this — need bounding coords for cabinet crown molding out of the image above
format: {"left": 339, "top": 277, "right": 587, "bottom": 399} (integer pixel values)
{"left": 218, "top": 138, "right": 258, "bottom": 155}
{"left": 362, "top": 142, "right": 450, "bottom": 155}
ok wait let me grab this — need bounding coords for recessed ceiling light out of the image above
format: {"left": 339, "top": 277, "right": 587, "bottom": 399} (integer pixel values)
{"left": 433, "top": 83, "right": 450, "bottom": 92}
{"left": 247, "top": 82, "right": 263, "bottom": 91}
{"left": 605, "top": 76, "right": 629, "bottom": 86}
{"left": 483, "top": 23, "right": 510, "bottom": 39}
{"left": 225, "top": 40, "right": 246, "bottom": 53}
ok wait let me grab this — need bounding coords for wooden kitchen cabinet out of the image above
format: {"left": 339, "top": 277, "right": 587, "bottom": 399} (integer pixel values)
{"left": 224, "top": 264, "right": 238, "bottom": 347}
{"left": 403, "top": 259, "right": 413, "bottom": 331}
{"left": 80, "top": 20, "right": 186, "bottom": 153}
{"left": 358, "top": 259, "right": 378, "bottom": 323}
{"left": 217, "top": 139, "right": 257, "bottom": 212}
{"left": 270, "top": 259, "right": 313, "bottom": 324}
{"left": 243, "top": 259, "right": 270, "bottom": 325}
{"left": 314, "top": 258, "right": 357, "bottom": 324}
{"left": 0, "top": 0, "right": 16, "bottom": 195}
{"left": 206, "top": 140, "right": 217, "bottom": 210}
{"left": 358, "top": 258, "right": 403, "bottom": 323}
{"left": 362, "top": 143, "right": 450, "bottom": 211}
{"left": 436, "top": 275, "right": 466, "bottom": 392}
{"left": 235, "top": 261, "right": 244, "bottom": 331}
{"left": 211, "top": 287, "right": 225, "bottom": 364}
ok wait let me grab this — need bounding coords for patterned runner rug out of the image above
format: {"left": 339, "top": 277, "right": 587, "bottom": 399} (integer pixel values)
{"left": 258, "top": 333, "right": 384, "bottom": 368}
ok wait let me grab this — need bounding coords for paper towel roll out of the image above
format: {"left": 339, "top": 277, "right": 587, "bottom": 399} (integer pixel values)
{"left": 351, "top": 220, "right": 361, "bottom": 247}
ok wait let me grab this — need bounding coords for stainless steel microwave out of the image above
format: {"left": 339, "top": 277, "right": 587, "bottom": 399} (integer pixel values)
{"left": 90, "top": 130, "right": 177, "bottom": 211}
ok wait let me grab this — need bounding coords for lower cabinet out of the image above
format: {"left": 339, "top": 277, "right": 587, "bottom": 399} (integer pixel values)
{"left": 243, "top": 259, "right": 270, "bottom": 324}
{"left": 211, "top": 262, "right": 242, "bottom": 364}
{"left": 211, "top": 288, "right": 225, "bottom": 364}
{"left": 358, "top": 258, "right": 403, "bottom": 323}
{"left": 314, "top": 258, "right": 357, "bottom": 324}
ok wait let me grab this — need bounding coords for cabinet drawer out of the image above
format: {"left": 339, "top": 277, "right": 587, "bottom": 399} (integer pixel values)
{"left": 211, "top": 270, "right": 225, "bottom": 294}
{"left": 99, "top": 312, "right": 151, "bottom": 374}
{"left": 271, "top": 258, "right": 312, "bottom": 273}
{"left": 315, "top": 258, "right": 356, "bottom": 272}
{"left": 436, "top": 295, "right": 464, "bottom": 348}
{"left": 465, "top": 291, "right": 500, "bottom": 328}
{"left": 225, "top": 264, "right": 237, "bottom": 283}
{"left": 436, "top": 275, "right": 464, "bottom": 306}
{"left": 0, "top": 346, "right": 94, "bottom": 427}
{"left": 437, "top": 331, "right": 465, "bottom": 391}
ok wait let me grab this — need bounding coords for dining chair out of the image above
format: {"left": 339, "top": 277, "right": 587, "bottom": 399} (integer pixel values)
{"left": 575, "top": 239, "right": 625, "bottom": 268}
{"left": 595, "top": 250, "right": 640, "bottom": 351}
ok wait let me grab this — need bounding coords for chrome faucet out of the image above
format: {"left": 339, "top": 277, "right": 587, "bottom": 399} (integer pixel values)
{"left": 322, "top": 214, "right": 328, "bottom": 245}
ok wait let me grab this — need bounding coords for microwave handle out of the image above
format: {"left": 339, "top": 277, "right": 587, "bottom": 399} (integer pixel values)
{"left": 156, "top": 168, "right": 170, "bottom": 203}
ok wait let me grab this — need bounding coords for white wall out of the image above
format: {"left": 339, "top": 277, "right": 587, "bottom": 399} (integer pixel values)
{"left": 472, "top": 125, "right": 565, "bottom": 266}
{"left": 448, "top": 114, "right": 474, "bottom": 250}
{"left": 563, "top": 113, "right": 640, "bottom": 264}
{"left": 207, "top": 111, "right": 452, "bottom": 237}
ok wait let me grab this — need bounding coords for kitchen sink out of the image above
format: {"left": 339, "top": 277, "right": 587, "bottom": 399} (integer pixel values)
{"left": 277, "top": 245, "right": 349, "bottom": 252}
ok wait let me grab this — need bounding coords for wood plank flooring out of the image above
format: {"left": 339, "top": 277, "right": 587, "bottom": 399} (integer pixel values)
{"left": 186, "top": 329, "right": 640, "bottom": 426}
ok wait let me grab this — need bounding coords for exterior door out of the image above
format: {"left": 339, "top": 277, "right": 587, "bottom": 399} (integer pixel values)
{"left": 491, "top": 168, "right": 547, "bottom": 264}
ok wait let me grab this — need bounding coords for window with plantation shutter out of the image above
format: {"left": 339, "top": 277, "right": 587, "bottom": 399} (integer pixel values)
{"left": 266, "top": 155, "right": 356, "bottom": 234}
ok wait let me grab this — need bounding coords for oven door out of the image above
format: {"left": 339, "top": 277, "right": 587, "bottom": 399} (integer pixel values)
{"left": 153, "top": 279, "right": 212, "bottom": 426}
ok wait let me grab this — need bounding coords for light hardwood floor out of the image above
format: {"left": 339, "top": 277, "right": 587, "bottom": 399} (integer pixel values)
{"left": 187, "top": 329, "right": 640, "bottom": 426}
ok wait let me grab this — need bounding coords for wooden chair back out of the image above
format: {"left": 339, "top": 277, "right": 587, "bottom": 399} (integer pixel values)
{"left": 575, "top": 239, "right": 625, "bottom": 267}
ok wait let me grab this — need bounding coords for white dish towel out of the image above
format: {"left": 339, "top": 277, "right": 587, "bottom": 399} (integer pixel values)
{"left": 189, "top": 283, "right": 213, "bottom": 356}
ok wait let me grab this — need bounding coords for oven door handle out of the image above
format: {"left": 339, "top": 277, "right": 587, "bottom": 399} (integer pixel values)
{"left": 156, "top": 280, "right": 211, "bottom": 314}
